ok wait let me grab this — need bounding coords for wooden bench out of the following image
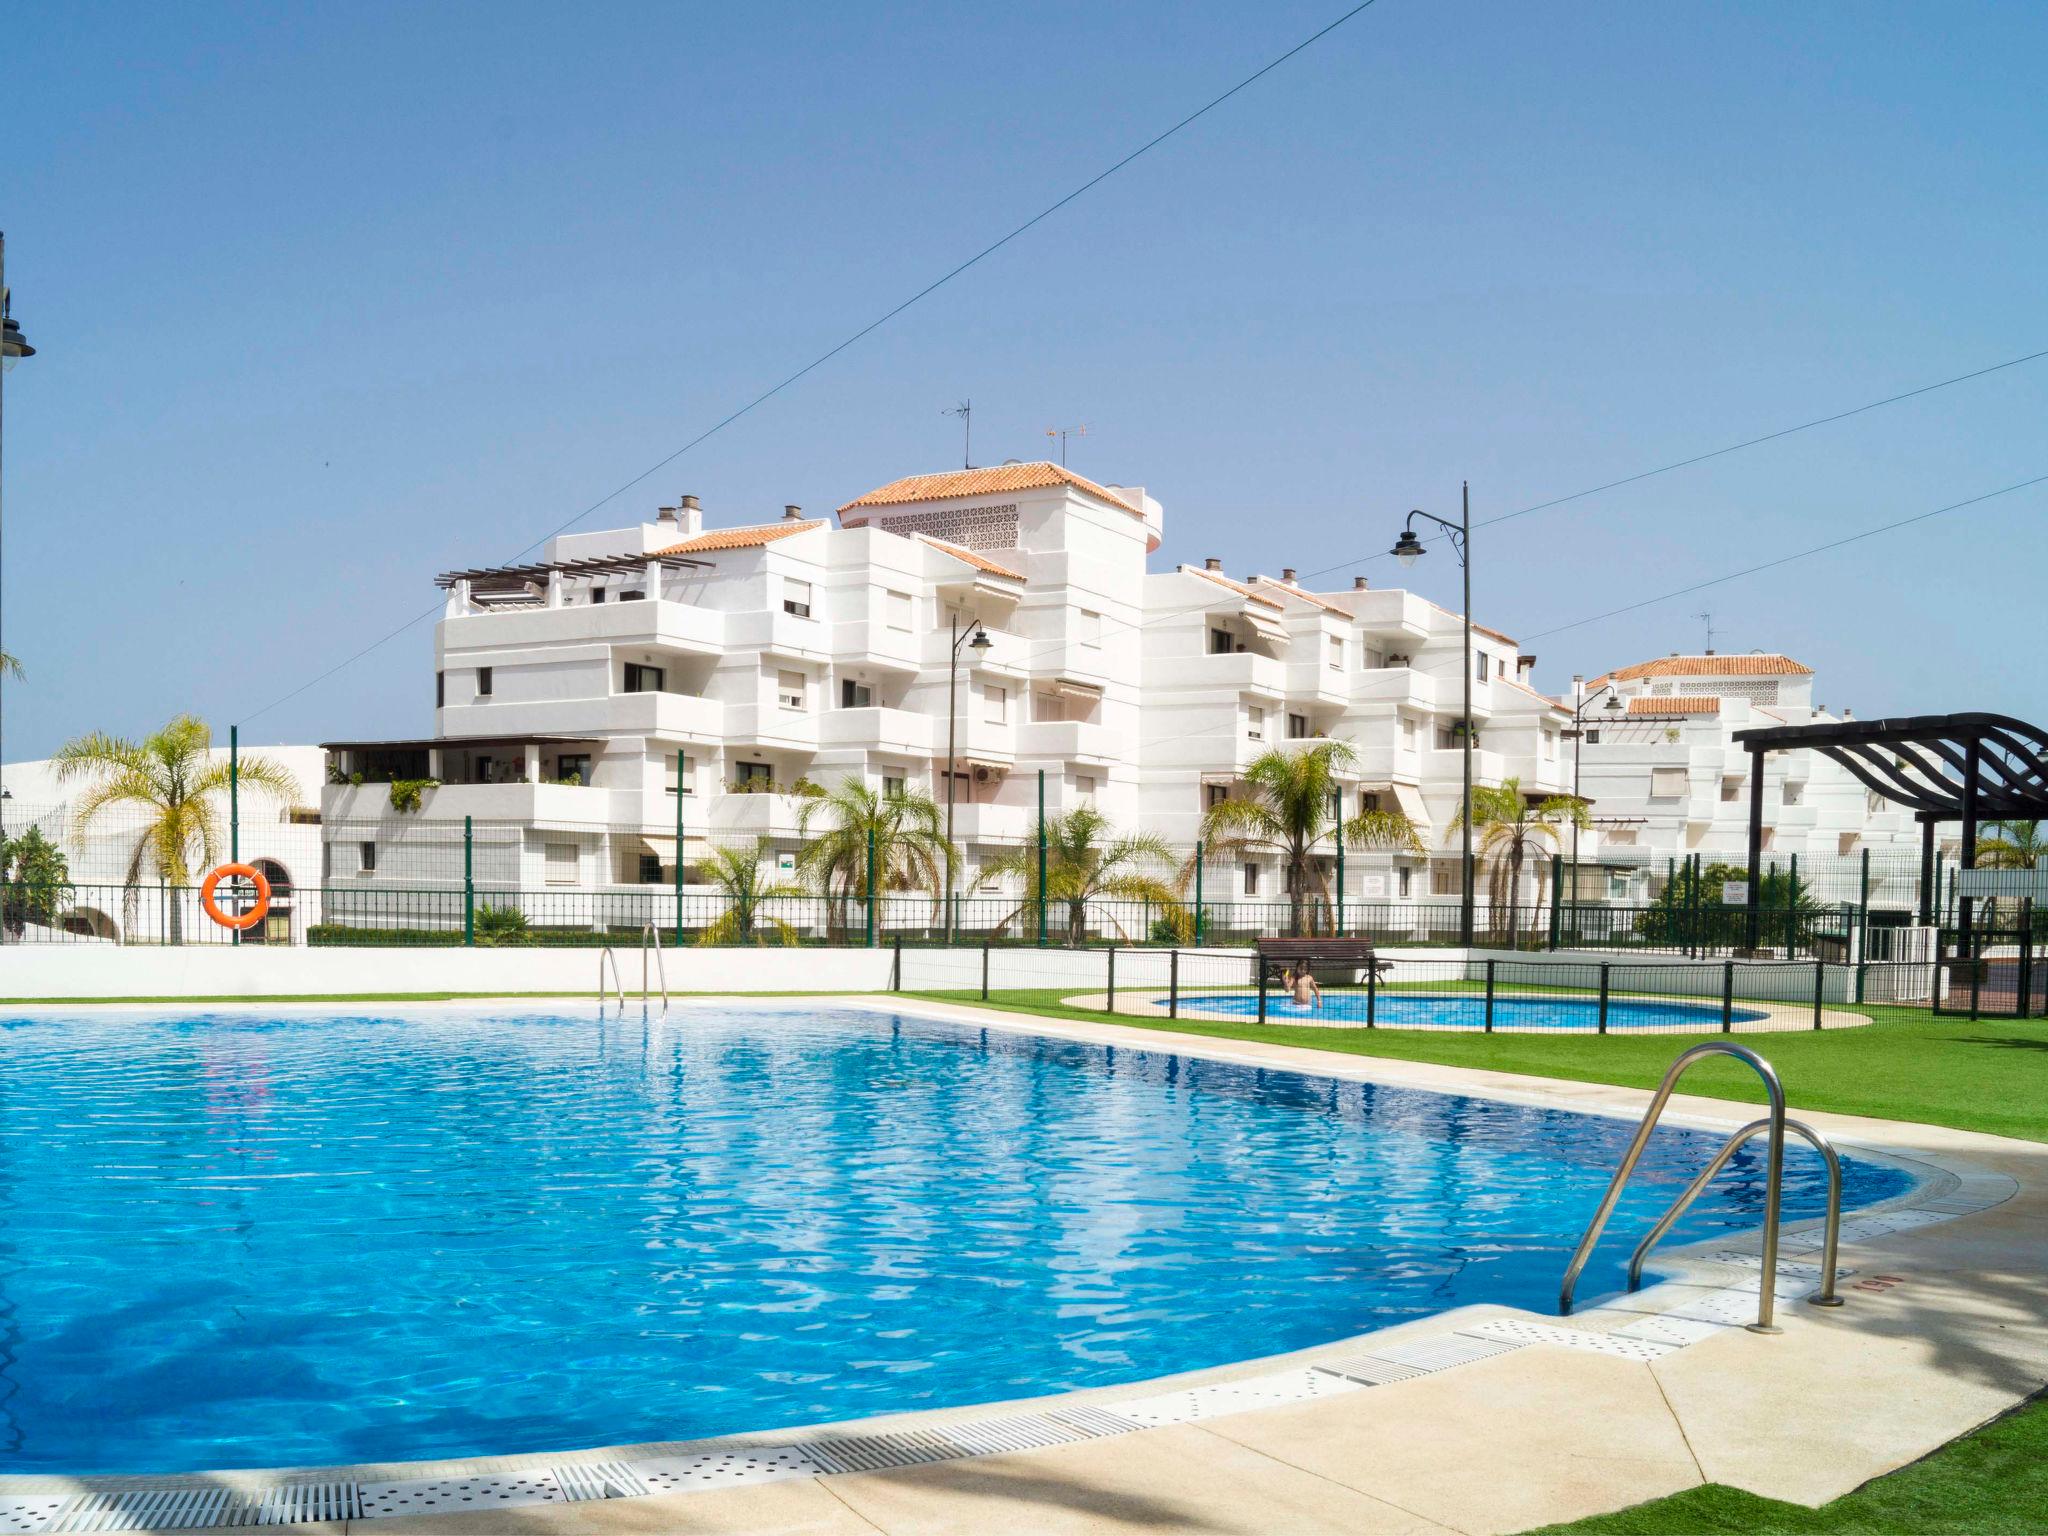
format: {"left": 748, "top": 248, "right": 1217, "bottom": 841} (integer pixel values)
{"left": 1254, "top": 937, "right": 1393, "bottom": 984}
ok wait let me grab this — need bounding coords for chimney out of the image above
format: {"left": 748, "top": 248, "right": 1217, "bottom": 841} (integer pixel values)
{"left": 783, "top": 504, "right": 805, "bottom": 520}
{"left": 1204, "top": 557, "right": 1223, "bottom": 571}
{"left": 1281, "top": 567, "right": 1298, "bottom": 583}
{"left": 656, "top": 504, "right": 679, "bottom": 527}
{"left": 677, "top": 494, "right": 703, "bottom": 539}
{"left": 1353, "top": 576, "right": 1368, "bottom": 590}
{"left": 1843, "top": 708, "right": 1854, "bottom": 720}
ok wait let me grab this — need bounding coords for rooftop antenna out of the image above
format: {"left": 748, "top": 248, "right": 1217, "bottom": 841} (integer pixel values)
{"left": 1045, "top": 423, "right": 1089, "bottom": 467}
{"left": 944, "top": 400, "right": 973, "bottom": 469}
{"left": 1694, "top": 610, "right": 1717, "bottom": 654}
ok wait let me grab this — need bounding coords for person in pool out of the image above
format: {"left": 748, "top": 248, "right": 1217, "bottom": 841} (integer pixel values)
{"left": 1287, "top": 964, "right": 1322, "bottom": 1011}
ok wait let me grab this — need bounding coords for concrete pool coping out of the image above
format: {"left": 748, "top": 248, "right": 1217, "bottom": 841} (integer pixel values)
{"left": 1060, "top": 986, "right": 1872, "bottom": 1031}
{"left": 3, "top": 994, "right": 2043, "bottom": 1535}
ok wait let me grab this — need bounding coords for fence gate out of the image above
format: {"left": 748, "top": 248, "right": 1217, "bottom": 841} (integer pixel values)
{"left": 1932, "top": 923, "right": 2042, "bottom": 1018}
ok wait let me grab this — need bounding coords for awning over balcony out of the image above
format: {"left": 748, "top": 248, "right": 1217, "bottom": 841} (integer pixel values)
{"left": 1389, "top": 782, "right": 1431, "bottom": 826}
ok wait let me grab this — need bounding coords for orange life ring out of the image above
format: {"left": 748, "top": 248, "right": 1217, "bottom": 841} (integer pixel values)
{"left": 201, "top": 863, "right": 271, "bottom": 931}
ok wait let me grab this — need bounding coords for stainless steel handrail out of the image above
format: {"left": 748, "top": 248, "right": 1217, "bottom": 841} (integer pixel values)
{"left": 1559, "top": 1041, "right": 1788, "bottom": 1332}
{"left": 641, "top": 923, "right": 669, "bottom": 1014}
{"left": 596, "top": 946, "right": 626, "bottom": 1011}
{"left": 1627, "top": 1116, "right": 1843, "bottom": 1307}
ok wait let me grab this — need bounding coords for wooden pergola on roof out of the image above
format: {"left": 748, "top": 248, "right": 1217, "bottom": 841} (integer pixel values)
{"left": 435, "top": 551, "right": 714, "bottom": 594}
{"left": 1731, "top": 712, "right": 2048, "bottom": 929}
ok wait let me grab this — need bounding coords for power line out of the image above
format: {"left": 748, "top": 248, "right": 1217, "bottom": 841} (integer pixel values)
{"left": 236, "top": 0, "right": 1386, "bottom": 728}
{"left": 1519, "top": 474, "right": 2048, "bottom": 641}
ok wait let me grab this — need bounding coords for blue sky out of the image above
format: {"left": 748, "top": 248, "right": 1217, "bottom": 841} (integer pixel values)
{"left": 3, "top": 0, "right": 2043, "bottom": 754}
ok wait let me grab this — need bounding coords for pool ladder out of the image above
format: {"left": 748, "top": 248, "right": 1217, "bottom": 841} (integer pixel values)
{"left": 1559, "top": 1042, "right": 1842, "bottom": 1332}
{"left": 596, "top": 926, "right": 669, "bottom": 1015}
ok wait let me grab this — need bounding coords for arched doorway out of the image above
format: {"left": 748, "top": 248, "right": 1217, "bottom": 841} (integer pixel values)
{"left": 242, "top": 859, "right": 295, "bottom": 944}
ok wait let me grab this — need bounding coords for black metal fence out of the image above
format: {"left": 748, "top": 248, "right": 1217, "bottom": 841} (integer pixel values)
{"left": 892, "top": 945, "right": 2038, "bottom": 1026}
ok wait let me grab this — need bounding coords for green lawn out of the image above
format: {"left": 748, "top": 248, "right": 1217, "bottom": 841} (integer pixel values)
{"left": 901, "top": 988, "right": 2048, "bottom": 1145}
{"left": 1528, "top": 1391, "right": 2048, "bottom": 1534}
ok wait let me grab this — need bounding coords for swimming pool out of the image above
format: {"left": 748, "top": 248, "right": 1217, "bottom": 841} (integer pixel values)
{"left": 2, "top": 1003, "right": 1910, "bottom": 1474}
{"left": 1160, "top": 991, "right": 1771, "bottom": 1030}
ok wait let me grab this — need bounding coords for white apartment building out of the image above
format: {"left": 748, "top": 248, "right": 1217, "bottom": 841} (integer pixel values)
{"left": 1571, "top": 653, "right": 1925, "bottom": 901}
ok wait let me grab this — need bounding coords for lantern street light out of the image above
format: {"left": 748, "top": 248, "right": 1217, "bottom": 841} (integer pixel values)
{"left": 0, "top": 231, "right": 36, "bottom": 881}
{"left": 943, "top": 618, "right": 993, "bottom": 940}
{"left": 1389, "top": 486, "right": 1476, "bottom": 944}
{"left": 1564, "top": 676, "right": 1627, "bottom": 918}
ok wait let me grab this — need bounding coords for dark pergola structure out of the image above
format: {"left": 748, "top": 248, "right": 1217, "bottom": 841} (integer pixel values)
{"left": 1731, "top": 712, "right": 2048, "bottom": 950}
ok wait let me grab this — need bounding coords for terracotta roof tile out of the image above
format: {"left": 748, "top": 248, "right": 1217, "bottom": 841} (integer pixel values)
{"left": 654, "top": 519, "right": 826, "bottom": 554}
{"left": 839, "top": 462, "right": 1140, "bottom": 517}
{"left": 916, "top": 534, "right": 1025, "bottom": 582}
{"left": 1589, "top": 653, "right": 1812, "bottom": 687}
{"left": 1420, "top": 600, "right": 1516, "bottom": 647}
{"left": 1257, "top": 579, "right": 1350, "bottom": 615}
{"left": 1628, "top": 695, "right": 1722, "bottom": 716}
{"left": 1181, "top": 564, "right": 1285, "bottom": 611}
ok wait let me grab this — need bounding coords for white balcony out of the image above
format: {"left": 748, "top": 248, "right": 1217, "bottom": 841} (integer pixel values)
{"left": 705, "top": 792, "right": 808, "bottom": 837}
{"left": 1015, "top": 719, "right": 1118, "bottom": 765}
{"left": 442, "top": 598, "right": 724, "bottom": 655}
{"left": 945, "top": 802, "right": 1034, "bottom": 843}
{"left": 440, "top": 690, "right": 723, "bottom": 742}
{"left": 816, "top": 706, "right": 938, "bottom": 755}
{"left": 1199, "top": 651, "right": 1287, "bottom": 698}
{"left": 321, "top": 779, "right": 611, "bottom": 828}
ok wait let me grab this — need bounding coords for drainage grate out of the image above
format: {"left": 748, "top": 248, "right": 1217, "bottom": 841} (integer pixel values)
{"left": 0, "top": 1497, "right": 71, "bottom": 1535}
{"left": 46, "top": 1488, "right": 254, "bottom": 1532}
{"left": 1462, "top": 1320, "right": 1679, "bottom": 1361}
{"left": 629, "top": 1447, "right": 825, "bottom": 1492}
{"left": 932, "top": 1414, "right": 1092, "bottom": 1458}
{"left": 553, "top": 1461, "right": 643, "bottom": 1502}
{"left": 1114, "top": 1369, "right": 1361, "bottom": 1427}
{"left": 254, "top": 1481, "right": 361, "bottom": 1525}
{"left": 1045, "top": 1404, "right": 1147, "bottom": 1438}
{"left": 358, "top": 1473, "right": 565, "bottom": 1518}
{"left": 801, "top": 1430, "right": 972, "bottom": 1475}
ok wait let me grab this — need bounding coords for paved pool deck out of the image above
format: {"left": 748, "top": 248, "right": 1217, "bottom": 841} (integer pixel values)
{"left": 14, "top": 996, "right": 2047, "bottom": 1535}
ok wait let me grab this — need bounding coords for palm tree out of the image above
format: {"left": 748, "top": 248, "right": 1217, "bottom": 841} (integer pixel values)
{"left": 1198, "top": 741, "right": 1424, "bottom": 936}
{"left": 794, "top": 776, "right": 950, "bottom": 938}
{"left": 54, "top": 714, "right": 300, "bottom": 944}
{"left": 978, "top": 805, "right": 1181, "bottom": 944}
{"left": 695, "top": 838, "right": 808, "bottom": 946}
{"left": 1449, "top": 778, "right": 1590, "bottom": 949}
{"left": 1978, "top": 820, "right": 2046, "bottom": 870}
{"left": 0, "top": 650, "right": 21, "bottom": 680}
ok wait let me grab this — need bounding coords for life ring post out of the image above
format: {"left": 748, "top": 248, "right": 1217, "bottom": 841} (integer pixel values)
{"left": 201, "top": 863, "right": 271, "bottom": 933}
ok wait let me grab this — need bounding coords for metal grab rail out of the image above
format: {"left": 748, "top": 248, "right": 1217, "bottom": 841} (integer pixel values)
{"left": 1559, "top": 1042, "right": 1789, "bottom": 1332}
{"left": 596, "top": 946, "right": 626, "bottom": 1011}
{"left": 641, "top": 923, "right": 669, "bottom": 1014}
{"left": 1628, "top": 1116, "right": 1843, "bottom": 1308}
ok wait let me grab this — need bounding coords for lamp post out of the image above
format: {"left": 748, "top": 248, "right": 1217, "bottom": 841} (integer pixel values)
{"left": 1391, "top": 485, "right": 1476, "bottom": 944}
{"left": 943, "top": 614, "right": 992, "bottom": 942}
{"left": 0, "top": 231, "right": 36, "bottom": 863}
{"left": 1564, "top": 674, "right": 1625, "bottom": 917}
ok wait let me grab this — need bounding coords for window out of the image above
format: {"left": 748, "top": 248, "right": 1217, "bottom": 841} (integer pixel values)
{"left": 983, "top": 684, "right": 1008, "bottom": 725}
{"left": 1206, "top": 784, "right": 1228, "bottom": 809}
{"left": 782, "top": 578, "right": 812, "bottom": 619}
{"left": 1210, "top": 627, "right": 1234, "bottom": 656}
{"left": 1077, "top": 609, "right": 1102, "bottom": 648}
{"left": 666, "top": 756, "right": 695, "bottom": 796}
{"left": 778, "top": 670, "right": 806, "bottom": 710}
{"left": 841, "top": 679, "right": 873, "bottom": 709}
{"left": 623, "top": 662, "right": 665, "bottom": 694}
{"left": 590, "top": 588, "right": 607, "bottom": 604}
{"left": 436, "top": 671, "right": 445, "bottom": 708}
{"left": 1247, "top": 705, "right": 1265, "bottom": 741}
{"left": 1363, "top": 648, "right": 1384, "bottom": 671}
{"left": 1243, "top": 863, "right": 1261, "bottom": 896}
{"left": 476, "top": 666, "right": 493, "bottom": 698}
{"left": 735, "top": 761, "right": 773, "bottom": 788}
{"left": 1477, "top": 653, "right": 1491, "bottom": 682}
{"left": 1585, "top": 728, "right": 1602, "bottom": 744}
{"left": 637, "top": 852, "right": 662, "bottom": 884}
{"left": 887, "top": 590, "right": 913, "bottom": 631}
{"left": 357, "top": 841, "right": 376, "bottom": 876}
{"left": 1432, "top": 862, "right": 1464, "bottom": 896}
{"left": 1650, "top": 766, "right": 1688, "bottom": 799}
{"left": 1330, "top": 637, "right": 1345, "bottom": 672}
{"left": 1397, "top": 867, "right": 1413, "bottom": 898}
{"left": 544, "top": 842, "right": 578, "bottom": 885}
{"left": 1288, "top": 713, "right": 1309, "bottom": 739}
{"left": 1359, "top": 790, "right": 1381, "bottom": 814}
{"left": 617, "top": 589, "right": 643, "bottom": 602}
{"left": 555, "top": 752, "right": 592, "bottom": 785}
{"left": 1608, "top": 873, "right": 1630, "bottom": 901}
{"left": 883, "top": 774, "right": 906, "bottom": 799}
{"left": 1436, "top": 726, "right": 1459, "bottom": 751}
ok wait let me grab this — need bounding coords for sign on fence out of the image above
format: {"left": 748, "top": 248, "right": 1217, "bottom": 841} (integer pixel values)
{"left": 1721, "top": 881, "right": 1750, "bottom": 905}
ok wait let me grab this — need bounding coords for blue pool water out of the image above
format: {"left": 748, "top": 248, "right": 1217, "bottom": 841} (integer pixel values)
{"left": 1169, "top": 991, "right": 1769, "bottom": 1030}
{"left": 0, "top": 1005, "right": 1910, "bottom": 1474}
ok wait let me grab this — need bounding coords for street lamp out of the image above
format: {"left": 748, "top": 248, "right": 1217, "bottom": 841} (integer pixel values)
{"left": 1564, "top": 675, "right": 1625, "bottom": 919}
{"left": 1389, "top": 486, "right": 1476, "bottom": 945}
{"left": 0, "top": 232, "right": 35, "bottom": 878}
{"left": 943, "top": 616, "right": 992, "bottom": 940}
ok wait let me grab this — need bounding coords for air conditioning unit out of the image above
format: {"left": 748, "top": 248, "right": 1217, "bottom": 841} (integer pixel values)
{"left": 973, "top": 766, "right": 995, "bottom": 783}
